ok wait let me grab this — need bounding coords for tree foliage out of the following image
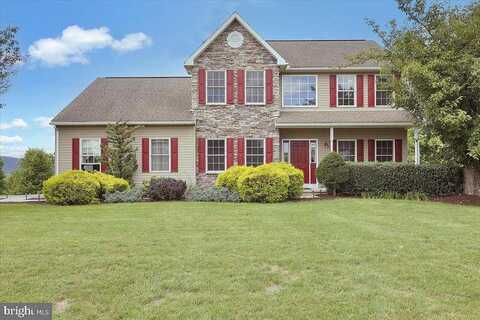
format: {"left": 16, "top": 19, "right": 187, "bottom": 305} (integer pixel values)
{"left": 0, "top": 26, "right": 22, "bottom": 107}
{"left": 103, "top": 122, "right": 139, "bottom": 185}
{"left": 0, "top": 157, "right": 5, "bottom": 194}
{"left": 358, "top": 0, "right": 480, "bottom": 166}
{"left": 19, "top": 149, "right": 54, "bottom": 194}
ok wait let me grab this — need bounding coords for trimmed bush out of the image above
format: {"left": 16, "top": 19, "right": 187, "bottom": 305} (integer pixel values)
{"left": 317, "top": 152, "right": 349, "bottom": 196}
{"left": 237, "top": 167, "right": 289, "bottom": 203}
{"left": 215, "top": 165, "right": 253, "bottom": 192}
{"left": 361, "top": 191, "right": 429, "bottom": 201}
{"left": 91, "top": 172, "right": 129, "bottom": 197}
{"left": 104, "top": 187, "right": 144, "bottom": 203}
{"left": 186, "top": 186, "right": 240, "bottom": 202}
{"left": 258, "top": 162, "right": 304, "bottom": 199}
{"left": 340, "top": 163, "right": 463, "bottom": 196}
{"left": 148, "top": 177, "right": 187, "bottom": 201}
{"left": 43, "top": 170, "right": 101, "bottom": 205}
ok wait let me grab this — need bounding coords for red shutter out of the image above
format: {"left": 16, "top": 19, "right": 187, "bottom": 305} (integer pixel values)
{"left": 266, "top": 69, "right": 273, "bottom": 104}
{"left": 101, "top": 138, "right": 108, "bottom": 172}
{"left": 237, "top": 137, "right": 245, "bottom": 165}
{"left": 72, "top": 138, "right": 80, "bottom": 170}
{"left": 368, "top": 74, "right": 375, "bottom": 107}
{"left": 171, "top": 138, "right": 178, "bottom": 172}
{"left": 197, "top": 138, "right": 205, "bottom": 173}
{"left": 357, "top": 139, "right": 364, "bottom": 162}
{"left": 329, "top": 75, "right": 337, "bottom": 107}
{"left": 333, "top": 139, "right": 337, "bottom": 152}
{"left": 266, "top": 137, "right": 273, "bottom": 163}
{"left": 227, "top": 70, "right": 234, "bottom": 104}
{"left": 395, "top": 139, "right": 403, "bottom": 162}
{"left": 368, "top": 139, "right": 375, "bottom": 161}
{"left": 198, "top": 68, "right": 206, "bottom": 105}
{"left": 237, "top": 70, "right": 245, "bottom": 105}
{"left": 226, "top": 138, "right": 234, "bottom": 168}
{"left": 142, "top": 138, "right": 149, "bottom": 173}
{"left": 357, "top": 75, "right": 364, "bottom": 107}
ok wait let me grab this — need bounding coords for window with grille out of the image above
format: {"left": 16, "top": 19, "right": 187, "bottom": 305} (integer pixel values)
{"left": 376, "top": 75, "right": 392, "bottom": 106}
{"left": 207, "top": 139, "right": 226, "bottom": 172}
{"left": 151, "top": 138, "right": 170, "bottom": 172}
{"left": 376, "top": 140, "right": 393, "bottom": 162}
{"left": 206, "top": 71, "right": 226, "bottom": 104}
{"left": 81, "top": 139, "right": 101, "bottom": 171}
{"left": 246, "top": 139, "right": 264, "bottom": 166}
{"left": 246, "top": 71, "right": 265, "bottom": 104}
{"left": 338, "top": 140, "right": 356, "bottom": 162}
{"left": 282, "top": 75, "right": 316, "bottom": 106}
{"left": 337, "top": 75, "right": 355, "bottom": 106}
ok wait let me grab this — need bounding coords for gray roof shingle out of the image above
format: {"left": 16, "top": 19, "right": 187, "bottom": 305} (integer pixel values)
{"left": 267, "top": 40, "right": 380, "bottom": 68}
{"left": 52, "top": 77, "right": 194, "bottom": 124}
{"left": 276, "top": 109, "right": 413, "bottom": 127}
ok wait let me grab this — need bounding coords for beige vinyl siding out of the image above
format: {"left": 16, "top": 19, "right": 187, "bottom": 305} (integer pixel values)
{"left": 56, "top": 125, "right": 196, "bottom": 185}
{"left": 279, "top": 127, "right": 408, "bottom": 163}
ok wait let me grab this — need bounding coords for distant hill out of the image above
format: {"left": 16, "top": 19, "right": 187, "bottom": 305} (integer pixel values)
{"left": 1, "top": 156, "right": 21, "bottom": 174}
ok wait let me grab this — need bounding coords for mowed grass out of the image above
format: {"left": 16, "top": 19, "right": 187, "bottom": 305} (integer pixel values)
{"left": 1, "top": 200, "right": 480, "bottom": 320}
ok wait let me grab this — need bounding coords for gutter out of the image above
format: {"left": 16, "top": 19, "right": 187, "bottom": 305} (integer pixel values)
{"left": 285, "top": 66, "right": 381, "bottom": 72}
{"left": 275, "top": 122, "right": 413, "bottom": 128}
{"left": 51, "top": 120, "right": 196, "bottom": 126}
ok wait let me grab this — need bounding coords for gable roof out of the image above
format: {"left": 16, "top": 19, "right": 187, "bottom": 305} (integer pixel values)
{"left": 184, "top": 12, "right": 287, "bottom": 67}
{"left": 51, "top": 77, "right": 194, "bottom": 125}
{"left": 267, "top": 40, "right": 381, "bottom": 69}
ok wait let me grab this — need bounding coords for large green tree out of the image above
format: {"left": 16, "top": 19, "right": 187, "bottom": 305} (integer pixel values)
{"left": 19, "top": 149, "right": 54, "bottom": 195}
{"left": 360, "top": 0, "right": 480, "bottom": 166}
{"left": 0, "top": 26, "right": 22, "bottom": 108}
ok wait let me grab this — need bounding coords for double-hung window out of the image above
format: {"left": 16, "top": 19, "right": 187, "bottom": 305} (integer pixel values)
{"left": 282, "top": 75, "right": 317, "bottom": 107}
{"left": 376, "top": 139, "right": 394, "bottom": 162}
{"left": 246, "top": 139, "right": 265, "bottom": 166}
{"left": 206, "top": 71, "right": 226, "bottom": 104}
{"left": 376, "top": 75, "right": 392, "bottom": 106}
{"left": 80, "top": 138, "right": 101, "bottom": 171}
{"left": 337, "top": 140, "right": 356, "bottom": 162}
{"left": 337, "top": 75, "right": 356, "bottom": 107}
{"left": 151, "top": 138, "right": 170, "bottom": 172}
{"left": 246, "top": 70, "right": 265, "bottom": 104}
{"left": 207, "top": 139, "right": 226, "bottom": 172}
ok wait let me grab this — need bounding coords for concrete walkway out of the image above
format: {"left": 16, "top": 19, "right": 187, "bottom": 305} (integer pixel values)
{"left": 0, "top": 195, "right": 45, "bottom": 203}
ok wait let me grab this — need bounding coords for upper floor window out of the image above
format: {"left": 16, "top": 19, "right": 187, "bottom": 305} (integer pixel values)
{"left": 282, "top": 75, "right": 316, "bottom": 107}
{"left": 246, "top": 139, "right": 265, "bottom": 166}
{"left": 246, "top": 71, "right": 265, "bottom": 104}
{"left": 337, "top": 75, "right": 356, "bottom": 107}
{"left": 376, "top": 139, "right": 393, "bottom": 162}
{"left": 376, "top": 75, "right": 392, "bottom": 106}
{"left": 337, "top": 140, "right": 356, "bottom": 162}
{"left": 151, "top": 138, "right": 170, "bottom": 172}
{"left": 81, "top": 138, "right": 101, "bottom": 171}
{"left": 207, "top": 139, "right": 226, "bottom": 172}
{"left": 206, "top": 70, "right": 226, "bottom": 104}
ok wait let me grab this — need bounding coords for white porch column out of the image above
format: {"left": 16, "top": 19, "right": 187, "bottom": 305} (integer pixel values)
{"left": 330, "top": 127, "right": 334, "bottom": 152}
{"left": 414, "top": 127, "right": 421, "bottom": 165}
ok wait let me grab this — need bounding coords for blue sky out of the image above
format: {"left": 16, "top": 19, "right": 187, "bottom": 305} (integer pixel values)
{"left": 0, "top": 0, "right": 468, "bottom": 157}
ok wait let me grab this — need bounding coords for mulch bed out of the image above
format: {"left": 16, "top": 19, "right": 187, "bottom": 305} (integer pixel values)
{"left": 431, "top": 194, "right": 480, "bottom": 206}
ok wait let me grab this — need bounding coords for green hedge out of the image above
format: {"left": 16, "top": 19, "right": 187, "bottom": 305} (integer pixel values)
{"left": 339, "top": 163, "right": 463, "bottom": 196}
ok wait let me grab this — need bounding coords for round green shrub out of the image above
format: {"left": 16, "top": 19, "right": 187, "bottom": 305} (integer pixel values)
{"left": 258, "top": 162, "right": 304, "bottom": 199}
{"left": 91, "top": 172, "right": 129, "bottom": 198}
{"left": 215, "top": 165, "right": 253, "bottom": 192}
{"left": 317, "top": 152, "right": 349, "bottom": 196}
{"left": 237, "top": 167, "right": 289, "bottom": 203}
{"left": 43, "top": 170, "right": 101, "bottom": 205}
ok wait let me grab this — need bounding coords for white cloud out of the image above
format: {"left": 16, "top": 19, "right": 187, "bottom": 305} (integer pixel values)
{"left": 34, "top": 116, "right": 53, "bottom": 128}
{"left": 0, "top": 135, "right": 23, "bottom": 144}
{"left": 0, "top": 144, "right": 28, "bottom": 158}
{"left": 28, "top": 25, "right": 152, "bottom": 66}
{"left": 0, "top": 118, "right": 28, "bottom": 130}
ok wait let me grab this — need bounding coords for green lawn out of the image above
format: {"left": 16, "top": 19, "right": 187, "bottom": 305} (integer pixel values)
{"left": 1, "top": 200, "right": 480, "bottom": 319}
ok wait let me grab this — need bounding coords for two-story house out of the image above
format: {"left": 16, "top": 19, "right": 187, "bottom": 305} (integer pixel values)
{"left": 51, "top": 13, "right": 413, "bottom": 189}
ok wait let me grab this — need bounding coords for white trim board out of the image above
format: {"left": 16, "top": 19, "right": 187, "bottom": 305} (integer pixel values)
{"left": 184, "top": 12, "right": 287, "bottom": 67}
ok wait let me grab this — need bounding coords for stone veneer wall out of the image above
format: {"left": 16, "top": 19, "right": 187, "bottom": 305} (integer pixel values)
{"left": 190, "top": 20, "right": 281, "bottom": 186}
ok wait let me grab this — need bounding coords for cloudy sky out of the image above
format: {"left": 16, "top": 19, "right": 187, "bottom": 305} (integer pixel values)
{"left": 0, "top": 0, "right": 469, "bottom": 157}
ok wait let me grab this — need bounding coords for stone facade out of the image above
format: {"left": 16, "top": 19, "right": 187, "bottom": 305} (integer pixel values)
{"left": 190, "top": 20, "right": 281, "bottom": 186}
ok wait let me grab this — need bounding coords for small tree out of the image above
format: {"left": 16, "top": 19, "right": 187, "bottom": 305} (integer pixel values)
{"left": 19, "top": 149, "right": 54, "bottom": 195}
{"left": 6, "top": 169, "right": 25, "bottom": 195}
{"left": 0, "top": 157, "right": 6, "bottom": 194}
{"left": 317, "top": 152, "right": 349, "bottom": 197}
{"left": 103, "top": 122, "right": 139, "bottom": 185}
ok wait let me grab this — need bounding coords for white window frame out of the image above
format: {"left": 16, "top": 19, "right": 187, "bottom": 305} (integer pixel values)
{"left": 375, "top": 74, "right": 392, "bottom": 107}
{"left": 150, "top": 137, "right": 171, "bottom": 173}
{"left": 245, "top": 70, "right": 266, "bottom": 105}
{"left": 206, "top": 70, "right": 227, "bottom": 105}
{"left": 206, "top": 138, "right": 227, "bottom": 173}
{"left": 80, "top": 138, "right": 101, "bottom": 171}
{"left": 337, "top": 139, "right": 357, "bottom": 162}
{"left": 245, "top": 138, "right": 266, "bottom": 166}
{"left": 375, "top": 139, "right": 395, "bottom": 162}
{"left": 336, "top": 74, "right": 357, "bottom": 107}
{"left": 281, "top": 74, "right": 318, "bottom": 108}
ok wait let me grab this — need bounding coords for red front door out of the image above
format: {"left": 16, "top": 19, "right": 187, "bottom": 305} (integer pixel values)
{"left": 291, "top": 141, "right": 310, "bottom": 183}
